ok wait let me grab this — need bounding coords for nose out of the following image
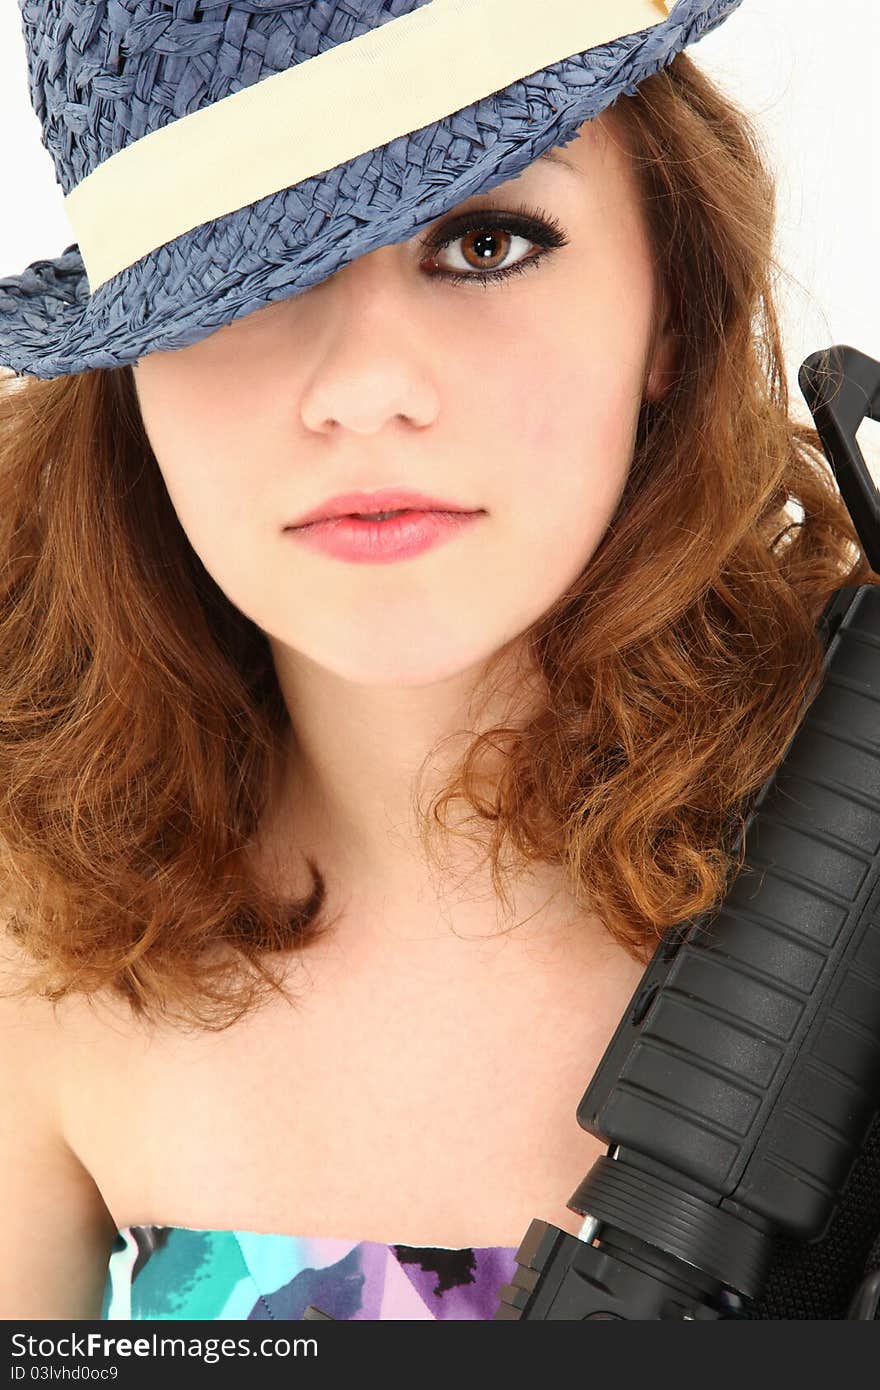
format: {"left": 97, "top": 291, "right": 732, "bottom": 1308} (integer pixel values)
{"left": 299, "top": 245, "right": 440, "bottom": 436}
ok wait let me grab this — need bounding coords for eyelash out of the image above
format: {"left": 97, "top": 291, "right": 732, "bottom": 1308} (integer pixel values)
{"left": 418, "top": 202, "right": 569, "bottom": 289}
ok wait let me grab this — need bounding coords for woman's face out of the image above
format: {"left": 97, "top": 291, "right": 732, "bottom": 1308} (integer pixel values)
{"left": 133, "top": 111, "right": 675, "bottom": 688}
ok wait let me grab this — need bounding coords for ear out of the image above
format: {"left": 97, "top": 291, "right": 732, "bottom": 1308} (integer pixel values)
{"left": 644, "top": 300, "right": 679, "bottom": 404}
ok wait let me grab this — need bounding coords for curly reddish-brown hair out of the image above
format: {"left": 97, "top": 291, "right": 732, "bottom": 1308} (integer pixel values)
{"left": 1, "top": 52, "right": 877, "bottom": 1033}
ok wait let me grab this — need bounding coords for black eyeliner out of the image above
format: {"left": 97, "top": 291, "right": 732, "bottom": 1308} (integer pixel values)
{"left": 420, "top": 202, "right": 569, "bottom": 255}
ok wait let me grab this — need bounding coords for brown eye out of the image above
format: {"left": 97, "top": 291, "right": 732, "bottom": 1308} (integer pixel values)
{"left": 427, "top": 225, "right": 535, "bottom": 279}
{"left": 419, "top": 205, "right": 569, "bottom": 289}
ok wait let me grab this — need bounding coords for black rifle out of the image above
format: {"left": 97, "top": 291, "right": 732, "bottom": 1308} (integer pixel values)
{"left": 305, "top": 344, "right": 880, "bottom": 1322}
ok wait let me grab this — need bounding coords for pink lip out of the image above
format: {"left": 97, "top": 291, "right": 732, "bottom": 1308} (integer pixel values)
{"left": 288, "top": 488, "right": 476, "bottom": 528}
{"left": 284, "top": 509, "right": 483, "bottom": 563}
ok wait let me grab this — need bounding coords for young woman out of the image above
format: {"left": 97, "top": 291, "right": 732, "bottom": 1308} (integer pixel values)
{"left": 0, "top": 1, "right": 875, "bottom": 1320}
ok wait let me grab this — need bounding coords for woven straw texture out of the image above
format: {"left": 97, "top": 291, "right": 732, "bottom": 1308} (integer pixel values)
{"left": 0, "top": 0, "right": 744, "bottom": 378}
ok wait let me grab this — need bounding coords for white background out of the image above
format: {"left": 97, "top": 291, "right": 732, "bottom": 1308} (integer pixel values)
{"left": 1, "top": 0, "right": 877, "bottom": 475}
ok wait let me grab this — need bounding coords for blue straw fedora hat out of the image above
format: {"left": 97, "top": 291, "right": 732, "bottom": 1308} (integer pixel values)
{"left": 0, "top": 0, "right": 745, "bottom": 380}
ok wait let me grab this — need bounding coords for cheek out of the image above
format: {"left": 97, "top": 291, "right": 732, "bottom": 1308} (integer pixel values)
{"left": 481, "top": 339, "right": 643, "bottom": 568}
{"left": 518, "top": 357, "right": 639, "bottom": 463}
{"left": 135, "top": 372, "right": 253, "bottom": 530}
{"left": 472, "top": 272, "right": 648, "bottom": 468}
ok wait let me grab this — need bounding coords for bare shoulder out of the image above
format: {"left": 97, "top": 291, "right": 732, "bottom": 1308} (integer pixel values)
{"left": 0, "top": 928, "right": 119, "bottom": 1319}
{"left": 0, "top": 927, "right": 70, "bottom": 1157}
{"left": 0, "top": 927, "right": 120, "bottom": 1130}
{"left": 0, "top": 928, "right": 54, "bottom": 1028}
{"left": 0, "top": 930, "right": 59, "bottom": 1052}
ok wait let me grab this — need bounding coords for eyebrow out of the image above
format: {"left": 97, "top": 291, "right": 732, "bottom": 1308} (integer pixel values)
{"left": 537, "top": 148, "right": 580, "bottom": 175}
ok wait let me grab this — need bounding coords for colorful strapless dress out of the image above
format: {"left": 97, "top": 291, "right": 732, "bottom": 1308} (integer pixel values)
{"left": 101, "top": 1224, "right": 521, "bottom": 1320}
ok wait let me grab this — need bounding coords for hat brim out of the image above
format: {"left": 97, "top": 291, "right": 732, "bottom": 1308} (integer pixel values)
{"left": 0, "top": 0, "right": 742, "bottom": 380}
